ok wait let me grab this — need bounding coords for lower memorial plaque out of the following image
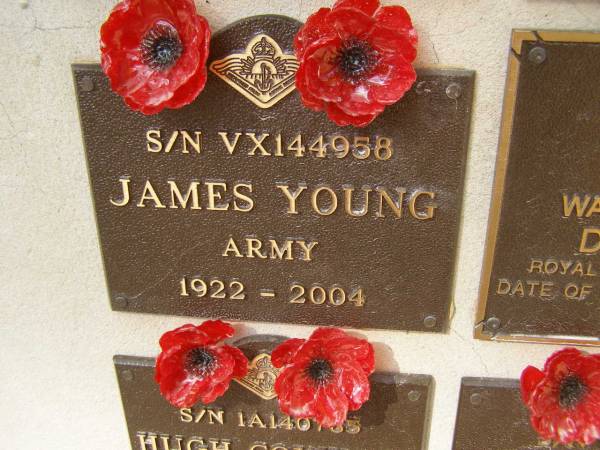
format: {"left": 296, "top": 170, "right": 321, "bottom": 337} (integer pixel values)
{"left": 75, "top": 14, "right": 474, "bottom": 332}
{"left": 452, "top": 377, "right": 600, "bottom": 450}
{"left": 115, "top": 336, "right": 433, "bottom": 450}
{"left": 476, "top": 30, "right": 600, "bottom": 345}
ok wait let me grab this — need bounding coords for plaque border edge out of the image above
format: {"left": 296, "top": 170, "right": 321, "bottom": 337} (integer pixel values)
{"left": 474, "top": 29, "right": 600, "bottom": 347}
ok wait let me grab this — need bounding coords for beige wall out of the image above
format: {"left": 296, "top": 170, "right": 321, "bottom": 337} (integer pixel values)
{"left": 1, "top": 0, "right": 599, "bottom": 448}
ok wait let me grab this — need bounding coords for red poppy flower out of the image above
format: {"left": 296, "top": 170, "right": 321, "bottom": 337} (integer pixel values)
{"left": 155, "top": 320, "right": 248, "bottom": 408}
{"left": 294, "top": 0, "right": 418, "bottom": 127}
{"left": 520, "top": 348, "right": 600, "bottom": 445}
{"left": 272, "top": 327, "right": 375, "bottom": 428}
{"left": 100, "top": 0, "right": 211, "bottom": 115}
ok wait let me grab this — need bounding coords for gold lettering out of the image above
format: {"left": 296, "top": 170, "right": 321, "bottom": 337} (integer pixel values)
{"left": 528, "top": 259, "right": 543, "bottom": 274}
{"left": 222, "top": 238, "right": 243, "bottom": 258}
{"left": 277, "top": 184, "right": 307, "bottom": 214}
{"left": 246, "top": 238, "right": 267, "bottom": 259}
{"left": 375, "top": 187, "right": 406, "bottom": 218}
{"left": 247, "top": 133, "right": 271, "bottom": 156}
{"left": 169, "top": 181, "right": 201, "bottom": 210}
{"left": 580, "top": 227, "right": 600, "bottom": 254}
{"left": 165, "top": 131, "right": 180, "bottom": 153}
{"left": 344, "top": 187, "right": 371, "bottom": 217}
{"left": 562, "top": 193, "right": 591, "bottom": 217}
{"left": 162, "top": 435, "right": 183, "bottom": 450}
{"left": 496, "top": 278, "right": 511, "bottom": 295}
{"left": 233, "top": 183, "right": 254, "bottom": 212}
{"left": 269, "top": 240, "right": 293, "bottom": 261}
{"left": 186, "top": 438, "right": 205, "bottom": 450}
{"left": 110, "top": 178, "right": 131, "bottom": 207}
{"left": 206, "top": 182, "right": 229, "bottom": 211}
{"left": 311, "top": 186, "right": 338, "bottom": 216}
{"left": 586, "top": 197, "right": 600, "bottom": 217}
{"left": 137, "top": 433, "right": 158, "bottom": 450}
{"left": 146, "top": 130, "right": 162, "bottom": 153}
{"left": 137, "top": 180, "right": 166, "bottom": 208}
{"left": 248, "top": 413, "right": 267, "bottom": 428}
{"left": 219, "top": 132, "right": 242, "bottom": 155}
{"left": 208, "top": 440, "right": 231, "bottom": 450}
{"left": 180, "top": 408, "right": 193, "bottom": 423}
{"left": 207, "top": 410, "right": 224, "bottom": 425}
{"left": 409, "top": 190, "right": 437, "bottom": 220}
{"left": 249, "top": 445, "right": 267, "bottom": 450}
{"left": 295, "top": 240, "right": 318, "bottom": 262}
{"left": 181, "top": 131, "right": 202, "bottom": 154}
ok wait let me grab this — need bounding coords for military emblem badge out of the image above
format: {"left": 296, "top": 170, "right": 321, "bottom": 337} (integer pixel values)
{"left": 210, "top": 34, "right": 299, "bottom": 109}
{"left": 234, "top": 353, "right": 280, "bottom": 400}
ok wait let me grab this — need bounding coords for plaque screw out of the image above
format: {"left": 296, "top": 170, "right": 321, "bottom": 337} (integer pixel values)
{"left": 445, "top": 83, "right": 462, "bottom": 100}
{"left": 122, "top": 370, "right": 134, "bottom": 382}
{"left": 485, "top": 317, "right": 501, "bottom": 331}
{"left": 470, "top": 392, "right": 483, "bottom": 406}
{"left": 408, "top": 390, "right": 421, "bottom": 402}
{"left": 528, "top": 47, "right": 547, "bottom": 65}
{"left": 415, "top": 81, "right": 431, "bottom": 95}
{"left": 423, "top": 315, "right": 437, "bottom": 329}
{"left": 19, "top": 0, "right": 29, "bottom": 9}
{"left": 114, "top": 296, "right": 128, "bottom": 309}
{"left": 80, "top": 76, "right": 95, "bottom": 92}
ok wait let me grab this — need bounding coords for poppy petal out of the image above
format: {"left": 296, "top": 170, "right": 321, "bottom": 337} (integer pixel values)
{"left": 520, "top": 366, "right": 544, "bottom": 403}
{"left": 295, "top": 8, "right": 335, "bottom": 59}
{"left": 374, "top": 6, "right": 418, "bottom": 47}
{"left": 333, "top": 0, "right": 380, "bottom": 16}
{"left": 197, "top": 320, "right": 235, "bottom": 345}
{"left": 159, "top": 324, "right": 208, "bottom": 350}
{"left": 326, "top": 102, "right": 379, "bottom": 127}
{"left": 272, "top": 338, "right": 305, "bottom": 367}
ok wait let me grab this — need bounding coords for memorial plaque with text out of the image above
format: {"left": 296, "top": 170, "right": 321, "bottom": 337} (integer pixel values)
{"left": 75, "top": 15, "right": 473, "bottom": 331}
{"left": 452, "top": 377, "right": 600, "bottom": 450}
{"left": 115, "top": 337, "right": 433, "bottom": 450}
{"left": 477, "top": 30, "right": 600, "bottom": 345}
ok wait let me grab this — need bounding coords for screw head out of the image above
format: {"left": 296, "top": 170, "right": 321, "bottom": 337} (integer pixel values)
{"left": 113, "top": 295, "right": 128, "bottom": 309}
{"left": 470, "top": 392, "right": 483, "bottom": 406}
{"left": 528, "top": 46, "right": 547, "bottom": 65}
{"left": 408, "top": 390, "right": 421, "bottom": 402}
{"left": 122, "top": 370, "right": 134, "bottom": 382}
{"left": 486, "top": 317, "right": 501, "bottom": 331}
{"left": 423, "top": 315, "right": 437, "bottom": 329}
{"left": 445, "top": 82, "right": 462, "bottom": 99}
{"left": 80, "top": 76, "right": 95, "bottom": 92}
{"left": 415, "top": 80, "right": 432, "bottom": 95}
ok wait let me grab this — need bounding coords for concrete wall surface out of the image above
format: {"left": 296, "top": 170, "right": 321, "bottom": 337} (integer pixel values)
{"left": 1, "top": 0, "right": 599, "bottom": 448}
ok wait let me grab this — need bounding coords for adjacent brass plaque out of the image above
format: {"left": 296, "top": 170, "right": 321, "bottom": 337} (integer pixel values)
{"left": 75, "top": 15, "right": 474, "bottom": 331}
{"left": 452, "top": 377, "right": 600, "bottom": 450}
{"left": 476, "top": 30, "right": 600, "bottom": 345}
{"left": 115, "top": 336, "right": 433, "bottom": 450}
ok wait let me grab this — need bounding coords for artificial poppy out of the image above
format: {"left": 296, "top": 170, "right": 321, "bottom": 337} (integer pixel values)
{"left": 521, "top": 347, "right": 600, "bottom": 445}
{"left": 100, "top": 0, "right": 211, "bottom": 114}
{"left": 155, "top": 320, "right": 248, "bottom": 408}
{"left": 294, "top": 0, "right": 418, "bottom": 127}
{"left": 272, "top": 327, "right": 375, "bottom": 428}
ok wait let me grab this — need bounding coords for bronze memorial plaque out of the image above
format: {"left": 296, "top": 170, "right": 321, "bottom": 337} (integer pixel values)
{"left": 476, "top": 30, "right": 600, "bottom": 345}
{"left": 115, "top": 336, "right": 433, "bottom": 450}
{"left": 74, "top": 15, "right": 474, "bottom": 331}
{"left": 452, "top": 377, "right": 600, "bottom": 450}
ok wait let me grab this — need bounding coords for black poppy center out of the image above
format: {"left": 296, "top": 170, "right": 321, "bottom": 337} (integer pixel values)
{"left": 140, "top": 21, "right": 183, "bottom": 71}
{"left": 337, "top": 38, "right": 379, "bottom": 83}
{"left": 559, "top": 375, "right": 587, "bottom": 409}
{"left": 185, "top": 347, "right": 216, "bottom": 377}
{"left": 307, "top": 359, "right": 334, "bottom": 385}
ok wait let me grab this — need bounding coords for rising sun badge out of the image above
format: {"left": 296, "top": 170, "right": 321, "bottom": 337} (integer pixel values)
{"left": 234, "top": 353, "right": 280, "bottom": 400}
{"left": 210, "top": 34, "right": 299, "bottom": 109}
